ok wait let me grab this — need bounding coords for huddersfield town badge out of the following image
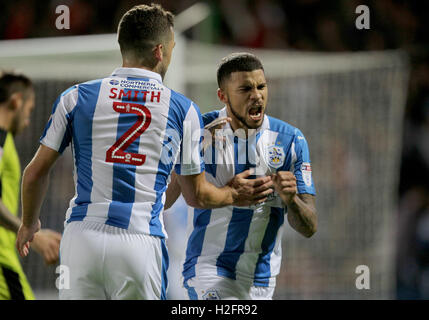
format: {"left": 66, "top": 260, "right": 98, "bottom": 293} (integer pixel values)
{"left": 202, "top": 288, "right": 220, "bottom": 300}
{"left": 267, "top": 145, "right": 285, "bottom": 169}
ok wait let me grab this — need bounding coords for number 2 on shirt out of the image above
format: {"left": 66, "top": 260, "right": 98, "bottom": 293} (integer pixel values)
{"left": 106, "top": 101, "right": 151, "bottom": 166}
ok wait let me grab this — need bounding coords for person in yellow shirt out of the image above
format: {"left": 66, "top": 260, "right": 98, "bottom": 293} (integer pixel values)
{"left": 0, "top": 72, "right": 61, "bottom": 300}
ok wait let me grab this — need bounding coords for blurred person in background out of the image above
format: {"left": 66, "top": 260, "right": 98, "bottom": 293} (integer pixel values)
{"left": 0, "top": 71, "right": 61, "bottom": 300}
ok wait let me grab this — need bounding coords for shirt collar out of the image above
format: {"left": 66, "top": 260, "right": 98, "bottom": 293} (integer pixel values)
{"left": 111, "top": 67, "right": 162, "bottom": 83}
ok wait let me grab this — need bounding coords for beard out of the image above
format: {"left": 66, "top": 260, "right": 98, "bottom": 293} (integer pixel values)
{"left": 227, "top": 97, "right": 263, "bottom": 130}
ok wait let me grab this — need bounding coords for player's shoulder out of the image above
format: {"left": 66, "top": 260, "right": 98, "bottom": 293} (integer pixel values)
{"left": 267, "top": 115, "right": 304, "bottom": 137}
{"left": 75, "top": 78, "right": 104, "bottom": 92}
{"left": 202, "top": 110, "right": 221, "bottom": 127}
{"left": 168, "top": 88, "right": 200, "bottom": 119}
{"left": 169, "top": 88, "right": 193, "bottom": 106}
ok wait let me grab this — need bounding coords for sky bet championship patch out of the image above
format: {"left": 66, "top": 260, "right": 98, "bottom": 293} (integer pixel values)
{"left": 302, "top": 162, "right": 312, "bottom": 186}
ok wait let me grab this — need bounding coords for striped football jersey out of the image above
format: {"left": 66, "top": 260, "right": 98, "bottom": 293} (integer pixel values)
{"left": 183, "top": 107, "right": 316, "bottom": 287}
{"left": 40, "top": 68, "right": 204, "bottom": 238}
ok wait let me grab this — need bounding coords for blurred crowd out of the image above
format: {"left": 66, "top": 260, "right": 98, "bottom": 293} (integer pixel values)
{"left": 1, "top": 0, "right": 428, "bottom": 299}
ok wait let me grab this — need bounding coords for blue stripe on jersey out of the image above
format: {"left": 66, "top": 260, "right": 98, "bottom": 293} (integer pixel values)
{"left": 183, "top": 208, "right": 212, "bottom": 280}
{"left": 202, "top": 110, "right": 220, "bottom": 127}
{"left": 234, "top": 136, "right": 257, "bottom": 179}
{"left": 184, "top": 280, "right": 198, "bottom": 300}
{"left": 126, "top": 76, "right": 149, "bottom": 81}
{"left": 68, "top": 80, "right": 102, "bottom": 222}
{"left": 106, "top": 90, "right": 141, "bottom": 229}
{"left": 267, "top": 115, "right": 295, "bottom": 135}
{"left": 253, "top": 207, "right": 285, "bottom": 286}
{"left": 58, "top": 111, "right": 73, "bottom": 154}
{"left": 202, "top": 111, "right": 220, "bottom": 178}
{"left": 160, "top": 238, "right": 169, "bottom": 300}
{"left": 204, "top": 144, "right": 217, "bottom": 178}
{"left": 234, "top": 136, "right": 247, "bottom": 175}
{"left": 216, "top": 207, "right": 254, "bottom": 280}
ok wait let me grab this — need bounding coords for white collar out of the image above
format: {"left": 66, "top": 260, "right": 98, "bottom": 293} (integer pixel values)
{"left": 111, "top": 67, "right": 162, "bottom": 83}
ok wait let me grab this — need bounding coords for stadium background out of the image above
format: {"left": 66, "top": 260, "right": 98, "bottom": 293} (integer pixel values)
{"left": 0, "top": 0, "right": 427, "bottom": 299}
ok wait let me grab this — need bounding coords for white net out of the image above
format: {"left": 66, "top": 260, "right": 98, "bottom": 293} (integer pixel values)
{"left": 0, "top": 35, "right": 408, "bottom": 299}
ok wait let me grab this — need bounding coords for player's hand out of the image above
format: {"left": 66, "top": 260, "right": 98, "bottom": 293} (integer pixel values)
{"left": 16, "top": 219, "right": 41, "bottom": 259}
{"left": 30, "top": 229, "right": 61, "bottom": 265}
{"left": 272, "top": 171, "right": 297, "bottom": 205}
{"left": 228, "top": 169, "right": 273, "bottom": 206}
{"left": 203, "top": 116, "right": 232, "bottom": 151}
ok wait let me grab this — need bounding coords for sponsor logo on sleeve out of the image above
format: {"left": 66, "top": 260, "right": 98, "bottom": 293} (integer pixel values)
{"left": 301, "top": 162, "right": 312, "bottom": 186}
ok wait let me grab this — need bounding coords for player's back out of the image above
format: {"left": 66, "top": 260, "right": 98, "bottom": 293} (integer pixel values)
{"left": 41, "top": 68, "right": 203, "bottom": 237}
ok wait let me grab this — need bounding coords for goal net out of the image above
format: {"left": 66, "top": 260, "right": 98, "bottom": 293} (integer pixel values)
{"left": 0, "top": 34, "right": 408, "bottom": 299}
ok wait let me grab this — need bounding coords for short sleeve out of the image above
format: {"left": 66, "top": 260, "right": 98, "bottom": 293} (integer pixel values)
{"left": 175, "top": 102, "right": 205, "bottom": 175}
{"left": 291, "top": 129, "right": 316, "bottom": 195}
{"left": 40, "top": 86, "right": 78, "bottom": 154}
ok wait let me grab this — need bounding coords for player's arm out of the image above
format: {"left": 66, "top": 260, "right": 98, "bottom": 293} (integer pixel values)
{"left": 0, "top": 200, "right": 21, "bottom": 232}
{"left": 164, "top": 171, "right": 181, "bottom": 210}
{"left": 164, "top": 116, "right": 233, "bottom": 210}
{"left": 273, "top": 171, "right": 317, "bottom": 238}
{"left": 16, "top": 144, "right": 61, "bottom": 259}
{"left": 177, "top": 169, "right": 273, "bottom": 209}
{"left": 0, "top": 146, "right": 61, "bottom": 264}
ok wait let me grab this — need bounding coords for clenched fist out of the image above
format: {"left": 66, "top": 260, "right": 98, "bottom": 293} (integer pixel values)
{"left": 272, "top": 171, "right": 297, "bottom": 205}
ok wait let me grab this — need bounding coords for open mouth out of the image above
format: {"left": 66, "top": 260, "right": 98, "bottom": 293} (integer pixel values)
{"left": 248, "top": 106, "right": 263, "bottom": 121}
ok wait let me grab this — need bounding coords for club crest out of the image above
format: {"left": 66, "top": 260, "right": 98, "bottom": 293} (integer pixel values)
{"left": 267, "top": 145, "right": 285, "bottom": 169}
{"left": 202, "top": 288, "right": 220, "bottom": 300}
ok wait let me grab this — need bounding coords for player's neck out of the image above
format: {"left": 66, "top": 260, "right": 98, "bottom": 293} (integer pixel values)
{"left": 122, "top": 62, "right": 154, "bottom": 71}
{"left": 0, "top": 107, "right": 13, "bottom": 132}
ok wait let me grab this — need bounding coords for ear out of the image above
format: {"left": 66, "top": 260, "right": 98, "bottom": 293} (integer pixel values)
{"left": 217, "top": 88, "right": 227, "bottom": 104}
{"left": 153, "top": 44, "right": 164, "bottom": 62}
{"left": 8, "top": 92, "right": 23, "bottom": 111}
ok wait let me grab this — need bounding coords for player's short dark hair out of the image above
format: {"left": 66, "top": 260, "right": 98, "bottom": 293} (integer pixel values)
{"left": 117, "top": 3, "right": 174, "bottom": 67}
{"left": 217, "top": 53, "right": 264, "bottom": 88}
{"left": 0, "top": 71, "right": 33, "bottom": 104}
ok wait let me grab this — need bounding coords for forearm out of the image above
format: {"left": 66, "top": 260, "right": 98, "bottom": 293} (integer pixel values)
{"left": 164, "top": 172, "right": 182, "bottom": 210}
{"left": 0, "top": 200, "right": 21, "bottom": 233}
{"left": 286, "top": 194, "right": 317, "bottom": 238}
{"left": 194, "top": 183, "right": 233, "bottom": 209}
{"left": 178, "top": 173, "right": 234, "bottom": 209}
{"left": 21, "top": 165, "right": 50, "bottom": 227}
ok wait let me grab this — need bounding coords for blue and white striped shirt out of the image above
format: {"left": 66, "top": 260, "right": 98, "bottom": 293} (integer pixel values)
{"left": 183, "top": 107, "right": 315, "bottom": 287}
{"left": 41, "top": 67, "right": 204, "bottom": 238}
